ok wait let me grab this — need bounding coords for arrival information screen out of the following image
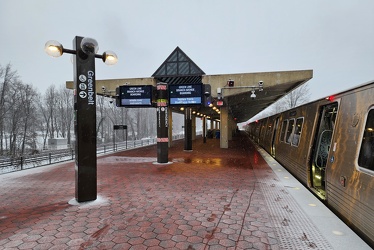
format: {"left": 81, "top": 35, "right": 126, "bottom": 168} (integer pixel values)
{"left": 169, "top": 84, "right": 202, "bottom": 105}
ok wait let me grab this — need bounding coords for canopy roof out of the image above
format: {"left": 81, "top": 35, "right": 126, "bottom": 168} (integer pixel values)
{"left": 66, "top": 47, "right": 313, "bottom": 123}
{"left": 152, "top": 47, "right": 205, "bottom": 85}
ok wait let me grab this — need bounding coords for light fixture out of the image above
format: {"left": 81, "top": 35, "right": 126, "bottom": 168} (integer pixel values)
{"left": 217, "top": 80, "right": 264, "bottom": 99}
{"left": 44, "top": 40, "right": 64, "bottom": 57}
{"left": 102, "top": 51, "right": 118, "bottom": 65}
{"left": 258, "top": 80, "right": 264, "bottom": 91}
{"left": 45, "top": 39, "right": 118, "bottom": 66}
{"left": 80, "top": 37, "right": 99, "bottom": 54}
{"left": 250, "top": 90, "right": 256, "bottom": 99}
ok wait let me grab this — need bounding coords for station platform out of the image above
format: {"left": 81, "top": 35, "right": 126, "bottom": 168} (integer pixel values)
{"left": 0, "top": 133, "right": 370, "bottom": 250}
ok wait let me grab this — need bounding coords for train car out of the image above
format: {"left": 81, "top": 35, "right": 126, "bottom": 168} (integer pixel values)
{"left": 246, "top": 80, "right": 374, "bottom": 247}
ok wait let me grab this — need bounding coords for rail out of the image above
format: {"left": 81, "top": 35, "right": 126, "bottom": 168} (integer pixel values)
{"left": 0, "top": 134, "right": 186, "bottom": 175}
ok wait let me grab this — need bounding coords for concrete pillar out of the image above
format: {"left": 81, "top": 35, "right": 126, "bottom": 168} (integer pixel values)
{"left": 228, "top": 117, "right": 233, "bottom": 141}
{"left": 192, "top": 115, "right": 196, "bottom": 141}
{"left": 168, "top": 107, "right": 173, "bottom": 148}
{"left": 203, "top": 116, "right": 207, "bottom": 143}
{"left": 184, "top": 108, "right": 193, "bottom": 151}
{"left": 220, "top": 106, "right": 229, "bottom": 148}
{"left": 156, "top": 82, "right": 169, "bottom": 163}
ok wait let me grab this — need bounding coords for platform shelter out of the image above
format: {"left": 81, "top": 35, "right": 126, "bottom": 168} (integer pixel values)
{"left": 66, "top": 47, "right": 313, "bottom": 149}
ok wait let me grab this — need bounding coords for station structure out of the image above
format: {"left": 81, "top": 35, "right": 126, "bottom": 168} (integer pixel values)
{"left": 67, "top": 47, "right": 313, "bottom": 149}
{"left": 2, "top": 48, "right": 371, "bottom": 249}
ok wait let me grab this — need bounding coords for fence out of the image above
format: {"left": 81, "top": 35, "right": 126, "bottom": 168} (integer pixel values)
{"left": 0, "top": 134, "right": 186, "bottom": 175}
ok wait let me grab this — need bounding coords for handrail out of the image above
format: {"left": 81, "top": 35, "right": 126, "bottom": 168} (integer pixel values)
{"left": 0, "top": 134, "right": 188, "bottom": 175}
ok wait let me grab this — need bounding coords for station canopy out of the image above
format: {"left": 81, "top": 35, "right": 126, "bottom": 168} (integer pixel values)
{"left": 152, "top": 47, "right": 205, "bottom": 85}
{"left": 151, "top": 47, "right": 312, "bottom": 123}
{"left": 66, "top": 47, "right": 313, "bottom": 123}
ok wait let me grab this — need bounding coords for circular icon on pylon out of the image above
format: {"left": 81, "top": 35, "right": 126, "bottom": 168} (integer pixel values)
{"left": 79, "top": 75, "right": 87, "bottom": 82}
{"left": 161, "top": 107, "right": 165, "bottom": 111}
{"left": 79, "top": 83, "right": 87, "bottom": 90}
{"left": 79, "top": 91, "right": 87, "bottom": 99}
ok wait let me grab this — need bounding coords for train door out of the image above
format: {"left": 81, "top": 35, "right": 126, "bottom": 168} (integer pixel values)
{"left": 310, "top": 102, "right": 338, "bottom": 199}
{"left": 271, "top": 117, "right": 279, "bottom": 157}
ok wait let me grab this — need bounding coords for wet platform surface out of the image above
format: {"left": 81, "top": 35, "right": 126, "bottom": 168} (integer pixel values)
{"left": 0, "top": 134, "right": 370, "bottom": 249}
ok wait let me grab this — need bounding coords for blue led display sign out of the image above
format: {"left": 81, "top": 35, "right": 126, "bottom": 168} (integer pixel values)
{"left": 118, "top": 85, "right": 153, "bottom": 107}
{"left": 169, "top": 84, "right": 202, "bottom": 106}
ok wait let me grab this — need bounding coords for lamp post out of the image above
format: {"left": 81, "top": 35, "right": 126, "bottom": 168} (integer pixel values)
{"left": 45, "top": 36, "right": 118, "bottom": 202}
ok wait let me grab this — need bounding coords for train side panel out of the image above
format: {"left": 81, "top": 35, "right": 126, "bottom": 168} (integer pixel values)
{"left": 326, "top": 86, "right": 374, "bottom": 245}
{"left": 246, "top": 81, "right": 374, "bottom": 247}
{"left": 258, "top": 116, "right": 277, "bottom": 153}
{"left": 272, "top": 103, "right": 319, "bottom": 184}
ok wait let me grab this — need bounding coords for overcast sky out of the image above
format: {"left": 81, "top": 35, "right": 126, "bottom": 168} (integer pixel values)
{"left": 1, "top": 0, "right": 373, "bottom": 102}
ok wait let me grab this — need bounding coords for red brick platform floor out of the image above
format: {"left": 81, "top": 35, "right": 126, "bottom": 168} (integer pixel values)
{"left": 0, "top": 134, "right": 308, "bottom": 249}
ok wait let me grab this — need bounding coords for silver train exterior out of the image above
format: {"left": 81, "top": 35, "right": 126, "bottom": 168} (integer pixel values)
{"left": 246, "top": 80, "right": 374, "bottom": 247}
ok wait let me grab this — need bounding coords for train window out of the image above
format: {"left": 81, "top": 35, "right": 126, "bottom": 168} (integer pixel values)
{"left": 280, "top": 120, "right": 288, "bottom": 142}
{"left": 291, "top": 118, "right": 304, "bottom": 146}
{"left": 286, "top": 119, "right": 295, "bottom": 144}
{"left": 358, "top": 109, "right": 374, "bottom": 172}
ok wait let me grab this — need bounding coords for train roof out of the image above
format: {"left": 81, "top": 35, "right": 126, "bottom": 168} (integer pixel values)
{"left": 248, "top": 79, "right": 374, "bottom": 123}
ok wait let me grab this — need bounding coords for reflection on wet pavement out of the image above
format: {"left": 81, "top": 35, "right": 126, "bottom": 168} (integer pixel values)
{"left": 98, "top": 156, "right": 157, "bottom": 163}
{"left": 172, "top": 158, "right": 222, "bottom": 166}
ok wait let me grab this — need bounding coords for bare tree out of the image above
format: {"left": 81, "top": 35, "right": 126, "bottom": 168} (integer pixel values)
{"left": 270, "top": 83, "right": 310, "bottom": 115}
{"left": 96, "top": 95, "right": 106, "bottom": 142}
{"left": 284, "top": 83, "right": 310, "bottom": 109}
{"left": 18, "top": 83, "right": 39, "bottom": 155}
{"left": 7, "top": 83, "right": 23, "bottom": 156}
{"left": 55, "top": 85, "right": 74, "bottom": 143}
{"left": 38, "top": 99, "right": 51, "bottom": 150}
{"left": 44, "top": 85, "right": 57, "bottom": 139}
{"left": 0, "top": 63, "right": 19, "bottom": 155}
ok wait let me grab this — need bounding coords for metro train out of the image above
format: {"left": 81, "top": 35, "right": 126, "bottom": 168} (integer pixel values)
{"left": 246, "top": 80, "right": 374, "bottom": 247}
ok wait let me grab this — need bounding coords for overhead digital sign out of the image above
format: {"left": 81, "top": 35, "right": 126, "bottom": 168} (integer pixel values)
{"left": 117, "top": 85, "right": 153, "bottom": 107}
{"left": 169, "top": 84, "right": 202, "bottom": 106}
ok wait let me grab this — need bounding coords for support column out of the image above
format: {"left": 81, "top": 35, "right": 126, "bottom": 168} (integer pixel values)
{"left": 203, "top": 116, "right": 207, "bottom": 143}
{"left": 192, "top": 115, "right": 196, "bottom": 141}
{"left": 168, "top": 107, "right": 173, "bottom": 148}
{"left": 184, "top": 107, "right": 192, "bottom": 151}
{"left": 156, "top": 82, "right": 169, "bottom": 163}
{"left": 220, "top": 106, "right": 229, "bottom": 148}
{"left": 228, "top": 117, "right": 233, "bottom": 141}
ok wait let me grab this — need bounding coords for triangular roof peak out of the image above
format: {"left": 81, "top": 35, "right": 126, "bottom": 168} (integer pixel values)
{"left": 152, "top": 47, "right": 205, "bottom": 84}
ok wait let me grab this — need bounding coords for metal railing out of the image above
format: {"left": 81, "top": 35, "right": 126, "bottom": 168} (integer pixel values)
{"left": 0, "top": 134, "right": 186, "bottom": 175}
